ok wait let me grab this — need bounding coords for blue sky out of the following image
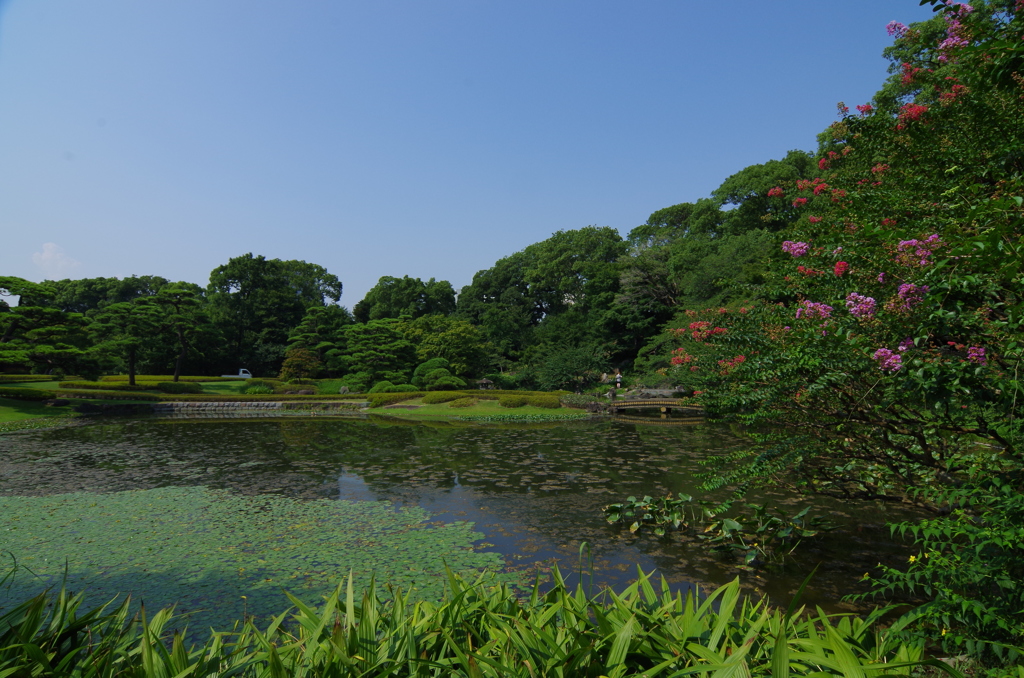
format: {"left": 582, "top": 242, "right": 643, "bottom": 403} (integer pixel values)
{"left": 0, "top": 1, "right": 937, "bottom": 307}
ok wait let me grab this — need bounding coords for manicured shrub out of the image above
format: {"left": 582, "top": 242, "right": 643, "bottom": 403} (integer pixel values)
{"left": 560, "top": 393, "right": 601, "bottom": 409}
{"left": 498, "top": 395, "right": 528, "bottom": 408}
{"left": 244, "top": 379, "right": 275, "bottom": 390}
{"left": 0, "top": 387, "right": 51, "bottom": 401}
{"left": 391, "top": 384, "right": 418, "bottom": 392}
{"left": 58, "top": 381, "right": 153, "bottom": 392}
{"left": 100, "top": 375, "right": 236, "bottom": 383}
{"left": 155, "top": 382, "right": 203, "bottom": 394}
{"left": 0, "top": 375, "right": 50, "bottom": 384}
{"left": 245, "top": 385, "right": 275, "bottom": 395}
{"left": 448, "top": 397, "right": 477, "bottom": 408}
{"left": 527, "top": 395, "right": 562, "bottom": 409}
{"left": 368, "top": 381, "right": 396, "bottom": 393}
{"left": 366, "top": 392, "right": 421, "bottom": 408}
{"left": 421, "top": 392, "right": 464, "bottom": 404}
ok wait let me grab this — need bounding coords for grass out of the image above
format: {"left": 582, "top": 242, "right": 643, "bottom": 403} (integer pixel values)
{"left": 0, "top": 396, "right": 75, "bottom": 423}
{"left": 196, "top": 380, "right": 250, "bottom": 395}
{"left": 0, "top": 380, "right": 61, "bottom": 390}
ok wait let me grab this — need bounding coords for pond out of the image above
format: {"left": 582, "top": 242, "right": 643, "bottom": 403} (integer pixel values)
{"left": 0, "top": 414, "right": 920, "bottom": 636}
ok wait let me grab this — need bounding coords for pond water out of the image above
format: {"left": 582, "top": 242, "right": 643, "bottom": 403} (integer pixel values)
{"left": 0, "top": 414, "right": 921, "bottom": 634}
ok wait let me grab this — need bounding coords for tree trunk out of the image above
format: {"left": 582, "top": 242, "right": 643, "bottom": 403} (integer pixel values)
{"left": 128, "top": 349, "right": 136, "bottom": 386}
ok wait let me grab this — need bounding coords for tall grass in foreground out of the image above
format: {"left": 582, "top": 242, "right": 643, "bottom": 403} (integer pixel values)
{"left": 0, "top": 567, "right": 964, "bottom": 677}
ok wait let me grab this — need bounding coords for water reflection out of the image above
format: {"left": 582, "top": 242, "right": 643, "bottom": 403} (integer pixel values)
{"left": 0, "top": 416, "right": 920, "bottom": 611}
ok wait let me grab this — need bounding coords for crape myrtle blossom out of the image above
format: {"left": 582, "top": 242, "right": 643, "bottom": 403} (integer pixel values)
{"left": 886, "top": 21, "right": 909, "bottom": 38}
{"left": 873, "top": 348, "right": 903, "bottom": 372}
{"left": 834, "top": 261, "right": 850, "bottom": 276}
{"left": 967, "top": 346, "right": 987, "bottom": 365}
{"left": 896, "top": 234, "right": 943, "bottom": 267}
{"left": 845, "top": 293, "right": 877, "bottom": 318}
{"left": 795, "top": 300, "right": 833, "bottom": 320}
{"left": 781, "top": 241, "right": 810, "bottom": 257}
{"left": 887, "top": 283, "right": 929, "bottom": 313}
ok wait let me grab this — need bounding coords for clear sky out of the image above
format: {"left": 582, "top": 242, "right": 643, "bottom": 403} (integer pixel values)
{"left": 0, "top": 1, "right": 937, "bottom": 307}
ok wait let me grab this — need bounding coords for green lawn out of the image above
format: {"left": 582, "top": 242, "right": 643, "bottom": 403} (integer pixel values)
{"left": 0, "top": 380, "right": 61, "bottom": 389}
{"left": 197, "top": 380, "right": 250, "bottom": 395}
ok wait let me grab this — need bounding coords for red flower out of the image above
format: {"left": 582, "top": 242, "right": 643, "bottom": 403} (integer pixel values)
{"left": 818, "top": 157, "right": 830, "bottom": 170}
{"left": 767, "top": 186, "right": 785, "bottom": 197}
{"left": 834, "top": 261, "right": 849, "bottom": 276}
{"left": 792, "top": 198, "right": 808, "bottom": 207}
{"left": 808, "top": 216, "right": 822, "bottom": 224}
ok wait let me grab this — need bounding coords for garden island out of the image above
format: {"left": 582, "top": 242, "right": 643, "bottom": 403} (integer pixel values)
{"left": 1, "top": 2, "right": 1023, "bottom": 675}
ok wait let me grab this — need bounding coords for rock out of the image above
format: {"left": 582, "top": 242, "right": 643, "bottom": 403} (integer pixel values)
{"left": 338, "top": 386, "right": 349, "bottom": 394}
{"left": 45, "top": 399, "right": 71, "bottom": 407}
{"left": 297, "top": 389, "right": 315, "bottom": 395}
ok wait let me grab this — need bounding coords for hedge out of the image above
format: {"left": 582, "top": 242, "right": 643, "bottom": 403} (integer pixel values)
{"left": 100, "top": 375, "right": 239, "bottom": 383}
{"left": 421, "top": 392, "right": 464, "bottom": 405}
{"left": 59, "top": 381, "right": 155, "bottom": 392}
{"left": 448, "top": 397, "right": 477, "bottom": 408}
{"left": 499, "top": 395, "right": 529, "bottom": 408}
{"left": 366, "top": 392, "right": 424, "bottom": 408}
{"left": 54, "top": 390, "right": 161, "bottom": 401}
{"left": 0, "top": 375, "right": 52, "bottom": 384}
{"left": 527, "top": 395, "right": 562, "bottom": 409}
{"left": 0, "top": 387, "right": 52, "bottom": 401}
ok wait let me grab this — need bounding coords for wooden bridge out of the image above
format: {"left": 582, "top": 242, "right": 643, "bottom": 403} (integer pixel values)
{"left": 607, "top": 398, "right": 703, "bottom": 416}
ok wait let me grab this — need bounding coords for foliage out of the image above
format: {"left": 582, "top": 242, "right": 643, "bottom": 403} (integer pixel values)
{"left": 0, "top": 387, "right": 51, "bottom": 401}
{"left": 87, "top": 297, "right": 162, "bottom": 385}
{"left": 603, "top": 494, "right": 832, "bottom": 568}
{"left": 421, "top": 391, "right": 465, "bottom": 405}
{"left": 206, "top": 253, "right": 341, "bottom": 375}
{"left": 0, "top": 563, "right": 959, "bottom": 678}
{"left": 535, "top": 341, "right": 608, "bottom": 392}
{"left": 400, "top": 314, "right": 493, "bottom": 378}
{"left": 638, "top": 0, "right": 1024, "bottom": 660}
{"left": 59, "top": 380, "right": 154, "bottom": 391}
{"left": 560, "top": 393, "right": 603, "bottom": 409}
{"left": 447, "top": 397, "right": 477, "bottom": 408}
{"left": 368, "top": 380, "right": 396, "bottom": 393}
{"left": 155, "top": 381, "right": 203, "bottom": 394}
{"left": 352, "top": 275, "right": 456, "bottom": 323}
{"left": 856, "top": 479, "right": 1024, "bottom": 661}
{"left": 366, "top": 392, "right": 422, "bottom": 408}
{"left": 0, "top": 375, "right": 51, "bottom": 384}
{"left": 101, "top": 375, "right": 239, "bottom": 382}
{"left": 245, "top": 385, "right": 275, "bottom": 395}
{"left": 279, "top": 347, "right": 323, "bottom": 381}
{"left": 0, "top": 276, "right": 91, "bottom": 376}
{"left": 498, "top": 395, "right": 529, "bottom": 408}
{"left": 526, "top": 395, "right": 562, "bottom": 409}
{"left": 335, "top": 319, "right": 418, "bottom": 392}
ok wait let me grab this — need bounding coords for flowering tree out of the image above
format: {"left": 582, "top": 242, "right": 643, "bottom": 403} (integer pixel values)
{"left": 657, "top": 0, "right": 1023, "bottom": 657}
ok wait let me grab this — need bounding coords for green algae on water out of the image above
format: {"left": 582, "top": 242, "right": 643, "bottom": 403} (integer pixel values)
{"left": 0, "top": 486, "right": 503, "bottom": 633}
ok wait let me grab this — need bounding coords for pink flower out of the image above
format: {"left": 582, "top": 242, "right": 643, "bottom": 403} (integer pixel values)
{"left": 767, "top": 186, "right": 785, "bottom": 197}
{"left": 792, "top": 197, "right": 808, "bottom": 207}
{"left": 967, "top": 346, "right": 986, "bottom": 365}
{"left": 845, "top": 293, "right": 876, "bottom": 318}
{"left": 886, "top": 283, "right": 929, "bottom": 313}
{"left": 808, "top": 216, "right": 822, "bottom": 224}
{"left": 781, "top": 241, "right": 810, "bottom": 257}
{"left": 873, "top": 348, "right": 903, "bottom": 372}
{"left": 856, "top": 103, "right": 874, "bottom": 116}
{"left": 818, "top": 158, "right": 830, "bottom": 170}
{"left": 795, "top": 300, "right": 833, "bottom": 319}
{"left": 886, "top": 21, "right": 908, "bottom": 38}
{"left": 834, "top": 261, "right": 849, "bottom": 276}
{"left": 878, "top": 272, "right": 886, "bottom": 283}
{"left": 898, "top": 337, "right": 914, "bottom": 352}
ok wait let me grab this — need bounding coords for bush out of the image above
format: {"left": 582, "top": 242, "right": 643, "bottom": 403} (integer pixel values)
{"left": 448, "top": 397, "right": 477, "bottom": 408}
{"left": 54, "top": 389, "right": 160, "bottom": 401}
{"left": 100, "top": 375, "right": 234, "bottom": 382}
{"left": 0, "top": 375, "right": 50, "bottom": 384}
{"left": 244, "top": 379, "right": 276, "bottom": 390}
{"left": 498, "top": 395, "right": 528, "bottom": 408}
{"left": 155, "top": 382, "right": 203, "bottom": 394}
{"left": 245, "top": 385, "right": 275, "bottom": 395}
{"left": 368, "top": 381, "right": 396, "bottom": 393}
{"left": 58, "top": 381, "right": 154, "bottom": 392}
{"left": 366, "top": 392, "right": 421, "bottom": 408}
{"left": 527, "top": 395, "right": 562, "bottom": 409}
{"left": 560, "top": 394, "right": 601, "bottom": 409}
{"left": 391, "top": 384, "right": 418, "bottom": 392}
{"left": 0, "top": 387, "right": 51, "bottom": 401}
{"left": 421, "top": 392, "right": 464, "bottom": 405}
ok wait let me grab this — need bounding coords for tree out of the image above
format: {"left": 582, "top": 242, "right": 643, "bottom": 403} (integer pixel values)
{"left": 352, "top": 276, "right": 456, "bottom": 323}
{"left": 207, "top": 254, "right": 342, "bottom": 375}
{"left": 279, "top": 348, "right": 323, "bottom": 381}
{"left": 152, "top": 283, "right": 212, "bottom": 382}
{"left": 88, "top": 298, "right": 161, "bottom": 385}
{"left": 651, "top": 1, "right": 1024, "bottom": 658}
{"left": 335, "top": 319, "right": 417, "bottom": 392}
{"left": 0, "top": 277, "right": 91, "bottom": 376}
{"left": 286, "top": 305, "right": 353, "bottom": 368}
{"left": 399, "top": 315, "right": 492, "bottom": 378}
